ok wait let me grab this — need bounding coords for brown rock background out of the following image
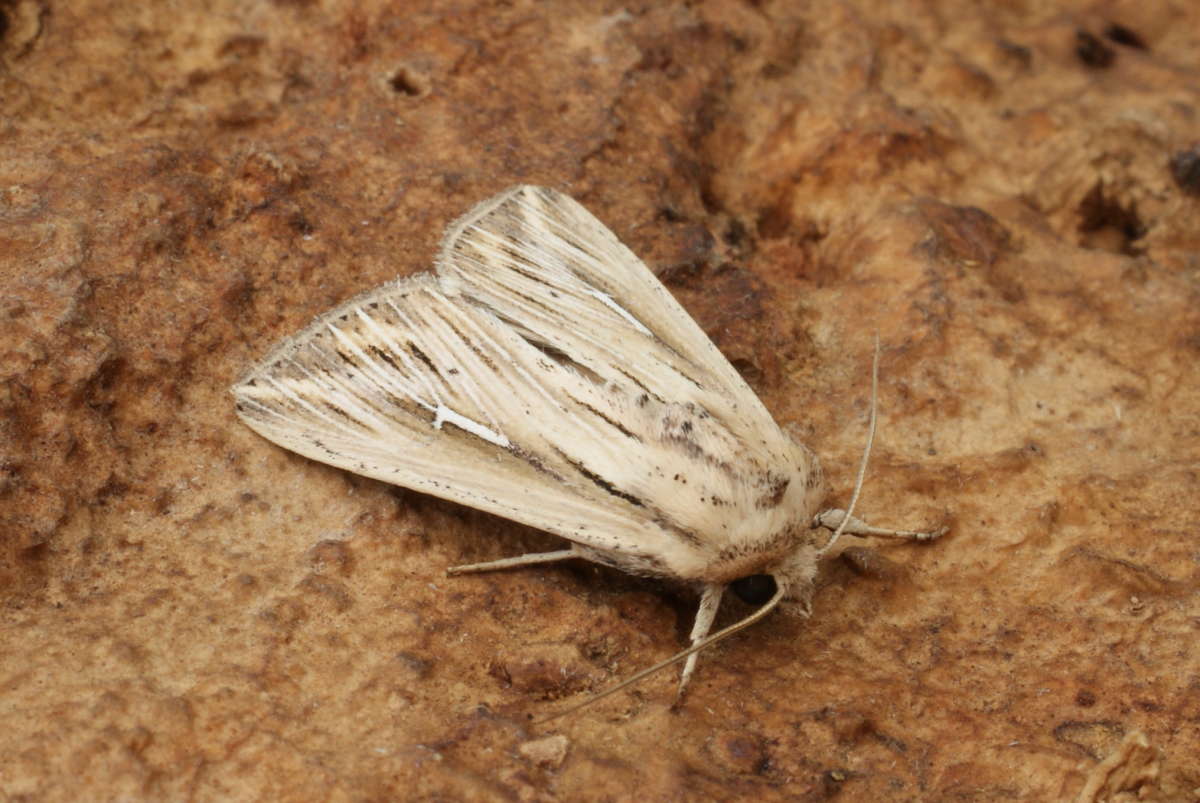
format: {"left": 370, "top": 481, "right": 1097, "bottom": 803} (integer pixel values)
{"left": 2, "top": 0, "right": 1197, "bottom": 799}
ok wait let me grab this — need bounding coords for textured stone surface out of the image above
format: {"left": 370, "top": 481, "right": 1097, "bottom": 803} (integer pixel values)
{"left": 2, "top": 0, "right": 1197, "bottom": 799}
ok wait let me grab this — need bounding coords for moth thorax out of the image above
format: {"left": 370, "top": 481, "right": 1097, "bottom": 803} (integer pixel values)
{"left": 708, "top": 524, "right": 810, "bottom": 585}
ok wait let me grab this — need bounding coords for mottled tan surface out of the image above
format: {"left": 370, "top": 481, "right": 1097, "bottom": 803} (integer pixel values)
{"left": 2, "top": 0, "right": 1198, "bottom": 800}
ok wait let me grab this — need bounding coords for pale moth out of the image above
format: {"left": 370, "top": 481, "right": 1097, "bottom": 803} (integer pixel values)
{"left": 233, "top": 185, "right": 944, "bottom": 710}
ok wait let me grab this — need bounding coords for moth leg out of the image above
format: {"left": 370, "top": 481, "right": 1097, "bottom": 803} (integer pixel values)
{"left": 814, "top": 509, "right": 948, "bottom": 542}
{"left": 446, "top": 547, "right": 578, "bottom": 576}
{"left": 675, "top": 584, "right": 725, "bottom": 703}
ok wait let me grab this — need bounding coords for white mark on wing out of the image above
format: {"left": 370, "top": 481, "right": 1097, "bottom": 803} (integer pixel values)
{"left": 587, "top": 289, "right": 652, "bottom": 336}
{"left": 434, "top": 404, "right": 510, "bottom": 447}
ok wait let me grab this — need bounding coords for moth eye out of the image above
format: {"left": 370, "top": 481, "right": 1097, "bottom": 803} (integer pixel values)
{"left": 730, "top": 574, "right": 777, "bottom": 605}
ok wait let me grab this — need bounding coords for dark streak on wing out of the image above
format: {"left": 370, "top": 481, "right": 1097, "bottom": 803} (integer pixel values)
{"left": 527, "top": 339, "right": 571, "bottom": 366}
{"left": 385, "top": 392, "right": 435, "bottom": 426}
{"left": 555, "top": 448, "right": 646, "bottom": 508}
{"left": 497, "top": 238, "right": 528, "bottom": 266}
{"left": 493, "top": 243, "right": 555, "bottom": 283}
{"left": 615, "top": 367, "right": 665, "bottom": 404}
{"left": 474, "top": 263, "right": 570, "bottom": 322}
{"left": 572, "top": 396, "right": 642, "bottom": 442}
{"left": 665, "top": 359, "right": 706, "bottom": 391}
{"left": 369, "top": 345, "right": 400, "bottom": 370}
{"left": 544, "top": 449, "right": 706, "bottom": 550}
{"left": 508, "top": 443, "right": 567, "bottom": 481}
{"left": 650, "top": 514, "right": 704, "bottom": 547}
{"left": 523, "top": 337, "right": 605, "bottom": 386}
{"left": 441, "top": 320, "right": 500, "bottom": 373}
{"left": 408, "top": 343, "right": 438, "bottom": 375}
{"left": 323, "top": 401, "right": 353, "bottom": 421}
{"left": 657, "top": 400, "right": 756, "bottom": 484}
{"left": 661, "top": 425, "right": 742, "bottom": 483}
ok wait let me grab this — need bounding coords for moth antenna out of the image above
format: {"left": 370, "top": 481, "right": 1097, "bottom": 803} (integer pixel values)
{"left": 537, "top": 582, "right": 789, "bottom": 723}
{"left": 820, "top": 334, "right": 881, "bottom": 555}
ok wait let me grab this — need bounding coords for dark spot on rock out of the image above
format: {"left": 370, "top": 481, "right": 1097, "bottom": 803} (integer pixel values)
{"left": 1077, "top": 183, "right": 1144, "bottom": 255}
{"left": 1103, "top": 23, "right": 1146, "bottom": 50}
{"left": 22, "top": 541, "right": 49, "bottom": 562}
{"left": 1075, "top": 30, "right": 1115, "bottom": 68}
{"left": 298, "top": 573, "right": 354, "bottom": 612}
{"left": 387, "top": 65, "right": 430, "bottom": 97}
{"left": 308, "top": 539, "right": 354, "bottom": 576}
{"left": 96, "top": 475, "right": 131, "bottom": 504}
{"left": 488, "top": 654, "right": 588, "bottom": 700}
{"left": 394, "top": 651, "right": 433, "bottom": 678}
{"left": 658, "top": 205, "right": 684, "bottom": 223}
{"left": 1052, "top": 720, "right": 1124, "bottom": 761}
{"left": 219, "top": 34, "right": 266, "bottom": 59}
{"left": 997, "top": 39, "right": 1032, "bottom": 69}
{"left": 840, "top": 547, "right": 902, "bottom": 580}
{"left": 917, "top": 200, "right": 1011, "bottom": 268}
{"left": 288, "top": 212, "right": 315, "bottom": 235}
{"left": 707, "top": 731, "right": 769, "bottom": 775}
{"left": 1169, "top": 145, "right": 1200, "bottom": 196}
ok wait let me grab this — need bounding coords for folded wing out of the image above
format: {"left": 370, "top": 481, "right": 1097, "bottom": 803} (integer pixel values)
{"left": 233, "top": 186, "right": 819, "bottom": 580}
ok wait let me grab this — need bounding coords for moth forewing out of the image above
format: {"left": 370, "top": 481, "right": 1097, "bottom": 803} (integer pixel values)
{"left": 232, "top": 184, "right": 944, "bottom": 707}
{"left": 434, "top": 186, "right": 780, "bottom": 443}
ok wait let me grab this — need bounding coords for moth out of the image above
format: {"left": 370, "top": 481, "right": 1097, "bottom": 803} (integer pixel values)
{"left": 232, "top": 185, "right": 944, "bottom": 707}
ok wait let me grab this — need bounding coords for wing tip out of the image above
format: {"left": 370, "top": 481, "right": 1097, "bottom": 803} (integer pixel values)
{"left": 435, "top": 184, "right": 578, "bottom": 269}
{"left": 230, "top": 271, "right": 442, "bottom": 396}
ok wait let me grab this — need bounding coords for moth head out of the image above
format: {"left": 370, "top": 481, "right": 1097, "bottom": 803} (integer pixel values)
{"left": 729, "top": 541, "right": 820, "bottom": 616}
